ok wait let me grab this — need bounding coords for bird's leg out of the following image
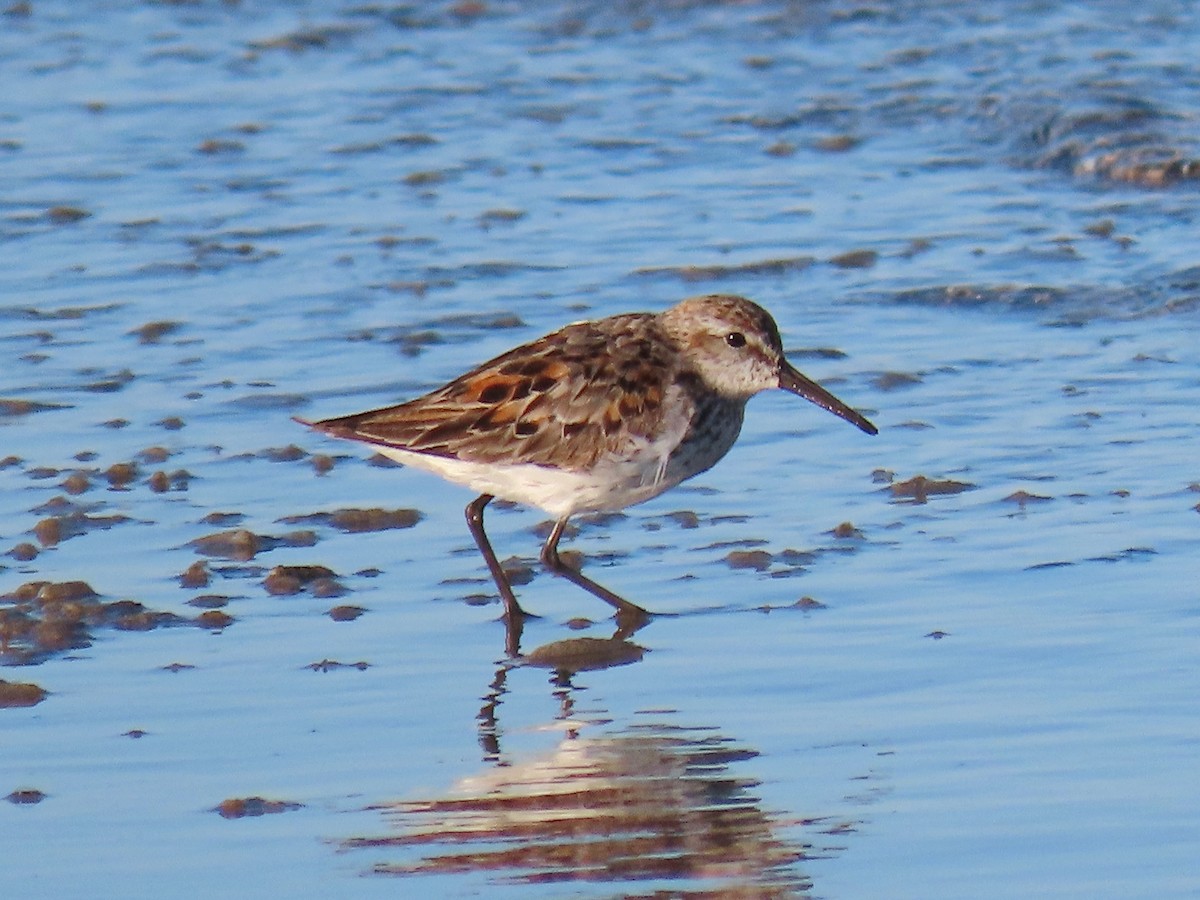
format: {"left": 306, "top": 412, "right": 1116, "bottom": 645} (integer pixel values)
{"left": 540, "top": 517, "right": 652, "bottom": 630}
{"left": 465, "top": 494, "right": 530, "bottom": 645}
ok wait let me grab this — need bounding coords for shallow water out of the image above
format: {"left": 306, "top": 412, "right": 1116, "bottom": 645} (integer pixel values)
{"left": 3, "top": 2, "right": 1200, "bottom": 898}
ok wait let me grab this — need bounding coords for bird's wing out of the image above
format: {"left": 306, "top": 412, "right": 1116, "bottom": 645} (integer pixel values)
{"left": 309, "top": 314, "right": 679, "bottom": 471}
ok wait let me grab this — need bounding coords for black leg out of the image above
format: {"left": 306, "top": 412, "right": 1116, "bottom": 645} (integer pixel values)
{"left": 539, "top": 517, "right": 652, "bottom": 630}
{"left": 465, "top": 494, "right": 530, "bottom": 645}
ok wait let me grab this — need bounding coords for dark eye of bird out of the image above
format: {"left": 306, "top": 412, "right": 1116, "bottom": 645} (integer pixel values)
{"left": 725, "top": 331, "right": 746, "bottom": 348}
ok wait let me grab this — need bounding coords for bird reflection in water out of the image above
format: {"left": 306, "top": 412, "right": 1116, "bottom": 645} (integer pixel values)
{"left": 341, "top": 632, "right": 828, "bottom": 896}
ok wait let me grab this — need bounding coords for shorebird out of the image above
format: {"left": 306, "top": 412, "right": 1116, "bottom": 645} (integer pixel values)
{"left": 301, "top": 294, "right": 876, "bottom": 631}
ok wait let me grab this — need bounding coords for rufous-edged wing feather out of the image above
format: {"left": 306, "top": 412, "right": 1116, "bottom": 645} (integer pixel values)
{"left": 308, "top": 314, "right": 680, "bottom": 472}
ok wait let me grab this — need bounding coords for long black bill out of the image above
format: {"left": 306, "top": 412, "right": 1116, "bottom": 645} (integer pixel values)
{"left": 779, "top": 361, "right": 877, "bottom": 435}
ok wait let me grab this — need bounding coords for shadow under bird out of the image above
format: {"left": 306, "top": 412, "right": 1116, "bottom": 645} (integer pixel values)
{"left": 299, "top": 294, "right": 876, "bottom": 632}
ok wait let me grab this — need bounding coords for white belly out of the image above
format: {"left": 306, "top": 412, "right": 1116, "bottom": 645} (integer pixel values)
{"left": 373, "top": 445, "right": 683, "bottom": 519}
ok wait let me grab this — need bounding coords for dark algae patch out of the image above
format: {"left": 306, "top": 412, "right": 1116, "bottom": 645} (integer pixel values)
{"left": 725, "top": 549, "right": 774, "bottom": 571}
{"left": 5, "top": 789, "right": 47, "bottom": 805}
{"left": 636, "top": 256, "right": 814, "bottom": 281}
{"left": 305, "top": 659, "right": 369, "bottom": 672}
{"left": 0, "top": 679, "right": 48, "bottom": 708}
{"left": 263, "top": 565, "right": 344, "bottom": 597}
{"left": 178, "top": 560, "right": 211, "bottom": 588}
{"left": 0, "top": 580, "right": 225, "bottom": 665}
{"left": 189, "top": 528, "right": 317, "bottom": 560}
{"left": 522, "top": 636, "right": 646, "bottom": 673}
{"left": 889, "top": 476, "right": 975, "bottom": 504}
{"left": 214, "top": 797, "right": 303, "bottom": 819}
{"left": 278, "top": 507, "right": 422, "bottom": 532}
{"left": 1, "top": 398, "right": 71, "bottom": 416}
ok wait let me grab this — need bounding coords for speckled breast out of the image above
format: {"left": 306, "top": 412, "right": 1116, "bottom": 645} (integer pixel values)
{"left": 662, "top": 390, "right": 746, "bottom": 487}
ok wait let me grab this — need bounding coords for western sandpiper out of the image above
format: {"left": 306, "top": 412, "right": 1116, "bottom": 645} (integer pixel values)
{"left": 301, "top": 294, "right": 876, "bottom": 631}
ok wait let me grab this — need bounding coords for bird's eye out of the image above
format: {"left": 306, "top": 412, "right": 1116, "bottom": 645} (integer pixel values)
{"left": 725, "top": 331, "right": 746, "bottom": 348}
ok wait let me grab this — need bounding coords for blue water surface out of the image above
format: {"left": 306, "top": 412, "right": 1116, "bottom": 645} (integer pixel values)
{"left": 3, "top": 2, "right": 1199, "bottom": 898}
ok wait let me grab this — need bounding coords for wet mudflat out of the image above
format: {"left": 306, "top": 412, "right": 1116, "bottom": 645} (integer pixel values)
{"left": 3, "top": 2, "right": 1199, "bottom": 897}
